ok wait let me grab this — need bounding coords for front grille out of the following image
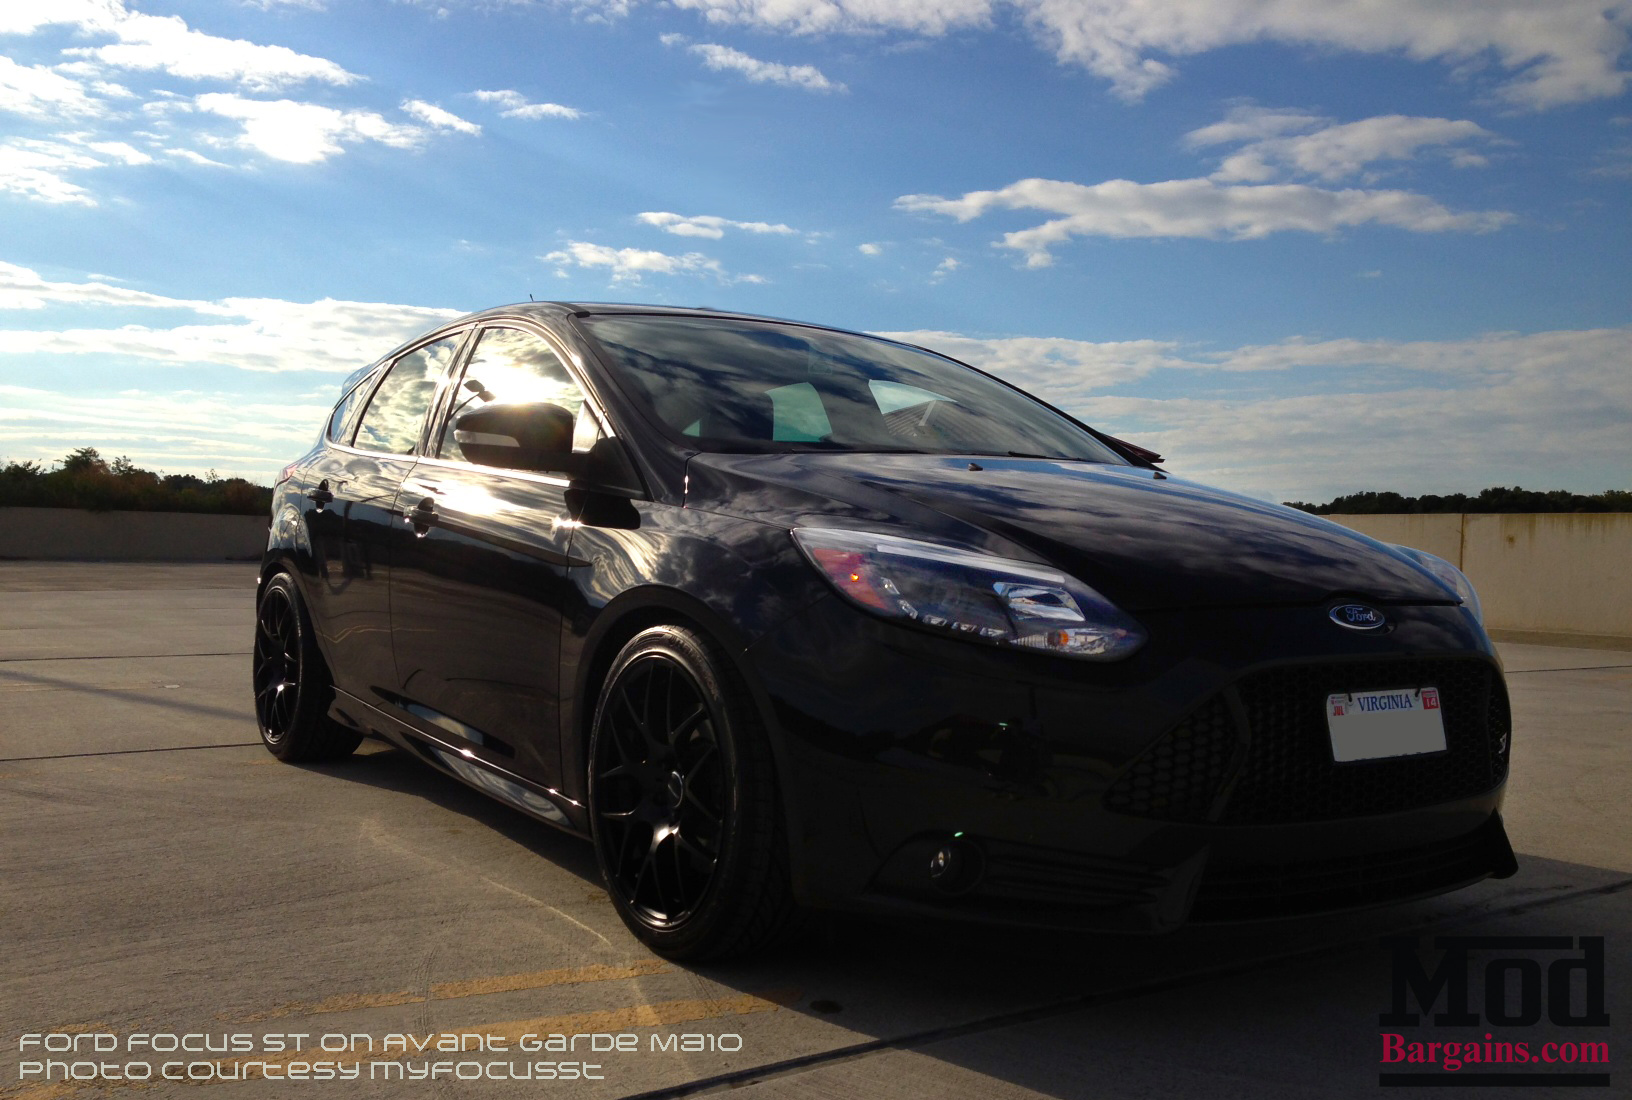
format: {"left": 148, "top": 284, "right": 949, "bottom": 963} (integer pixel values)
{"left": 1191, "top": 818, "right": 1503, "bottom": 920}
{"left": 1223, "top": 659, "right": 1508, "bottom": 824}
{"left": 1103, "top": 657, "right": 1509, "bottom": 826}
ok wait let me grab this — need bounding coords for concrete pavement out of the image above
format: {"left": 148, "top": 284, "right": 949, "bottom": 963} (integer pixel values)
{"left": 1, "top": 563, "right": 1627, "bottom": 1099}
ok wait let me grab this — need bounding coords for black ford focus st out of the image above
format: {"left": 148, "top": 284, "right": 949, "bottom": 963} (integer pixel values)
{"left": 256, "top": 302, "right": 1516, "bottom": 960}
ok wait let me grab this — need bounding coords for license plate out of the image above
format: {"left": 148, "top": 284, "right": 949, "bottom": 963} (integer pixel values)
{"left": 1326, "top": 687, "right": 1447, "bottom": 763}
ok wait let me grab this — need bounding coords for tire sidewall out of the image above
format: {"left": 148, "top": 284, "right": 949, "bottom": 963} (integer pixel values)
{"left": 253, "top": 571, "right": 352, "bottom": 761}
{"left": 587, "top": 625, "right": 762, "bottom": 956}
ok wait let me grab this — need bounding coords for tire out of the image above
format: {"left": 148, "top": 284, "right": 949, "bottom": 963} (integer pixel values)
{"left": 587, "top": 624, "right": 800, "bottom": 960}
{"left": 253, "top": 571, "right": 362, "bottom": 763}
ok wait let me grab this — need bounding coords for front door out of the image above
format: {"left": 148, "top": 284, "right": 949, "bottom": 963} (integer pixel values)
{"left": 388, "top": 324, "right": 598, "bottom": 790}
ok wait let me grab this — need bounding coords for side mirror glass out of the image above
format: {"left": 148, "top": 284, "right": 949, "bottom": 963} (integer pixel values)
{"left": 453, "top": 403, "right": 575, "bottom": 472}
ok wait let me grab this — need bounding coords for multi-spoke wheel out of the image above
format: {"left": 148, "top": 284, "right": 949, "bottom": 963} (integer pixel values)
{"left": 253, "top": 572, "right": 361, "bottom": 762}
{"left": 588, "top": 625, "right": 800, "bottom": 960}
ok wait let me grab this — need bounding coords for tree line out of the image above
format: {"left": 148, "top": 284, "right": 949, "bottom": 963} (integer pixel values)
{"left": 1286, "top": 487, "right": 1632, "bottom": 515}
{"left": 0, "top": 448, "right": 272, "bottom": 515}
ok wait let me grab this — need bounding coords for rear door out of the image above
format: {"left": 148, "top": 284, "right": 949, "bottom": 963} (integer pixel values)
{"left": 311, "top": 330, "right": 467, "bottom": 705}
{"left": 387, "top": 323, "right": 601, "bottom": 788}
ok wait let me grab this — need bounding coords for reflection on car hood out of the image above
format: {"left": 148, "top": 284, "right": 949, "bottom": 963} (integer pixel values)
{"left": 687, "top": 452, "right": 1452, "bottom": 611}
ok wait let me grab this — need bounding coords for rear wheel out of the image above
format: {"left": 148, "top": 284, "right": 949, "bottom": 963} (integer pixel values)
{"left": 253, "top": 572, "right": 361, "bottom": 762}
{"left": 587, "top": 625, "right": 799, "bottom": 960}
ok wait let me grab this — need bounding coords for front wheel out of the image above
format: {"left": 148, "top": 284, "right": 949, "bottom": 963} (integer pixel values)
{"left": 587, "top": 625, "right": 799, "bottom": 960}
{"left": 253, "top": 571, "right": 361, "bottom": 762}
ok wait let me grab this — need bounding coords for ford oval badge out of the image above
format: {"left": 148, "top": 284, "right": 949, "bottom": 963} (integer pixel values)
{"left": 1330, "top": 603, "right": 1386, "bottom": 631}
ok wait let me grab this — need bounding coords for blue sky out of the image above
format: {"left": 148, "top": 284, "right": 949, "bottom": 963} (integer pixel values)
{"left": 2, "top": 0, "right": 1629, "bottom": 502}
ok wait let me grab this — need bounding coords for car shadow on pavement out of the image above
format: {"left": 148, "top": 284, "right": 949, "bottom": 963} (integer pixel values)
{"left": 292, "top": 738, "right": 604, "bottom": 886}
{"left": 664, "top": 855, "right": 1631, "bottom": 1100}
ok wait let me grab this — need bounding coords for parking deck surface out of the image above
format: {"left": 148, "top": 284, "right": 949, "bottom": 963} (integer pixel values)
{"left": 2, "top": 563, "right": 1628, "bottom": 1099}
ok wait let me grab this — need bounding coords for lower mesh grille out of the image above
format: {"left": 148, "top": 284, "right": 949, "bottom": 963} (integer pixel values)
{"left": 975, "top": 840, "right": 1169, "bottom": 909}
{"left": 1103, "top": 695, "right": 1236, "bottom": 821}
{"left": 1103, "top": 657, "right": 1509, "bottom": 826}
{"left": 1191, "top": 820, "right": 1502, "bottom": 920}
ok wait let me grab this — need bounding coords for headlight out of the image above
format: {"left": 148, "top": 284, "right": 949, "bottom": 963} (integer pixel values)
{"left": 1394, "top": 544, "right": 1484, "bottom": 625}
{"left": 791, "top": 527, "right": 1146, "bottom": 661}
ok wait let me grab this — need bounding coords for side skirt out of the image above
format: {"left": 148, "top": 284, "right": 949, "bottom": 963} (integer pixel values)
{"left": 328, "top": 688, "right": 589, "bottom": 837}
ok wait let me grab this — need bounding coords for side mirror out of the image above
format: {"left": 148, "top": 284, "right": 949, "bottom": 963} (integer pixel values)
{"left": 453, "top": 403, "right": 576, "bottom": 472}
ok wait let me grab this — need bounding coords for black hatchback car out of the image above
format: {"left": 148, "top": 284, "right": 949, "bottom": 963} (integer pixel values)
{"left": 256, "top": 302, "right": 1515, "bottom": 959}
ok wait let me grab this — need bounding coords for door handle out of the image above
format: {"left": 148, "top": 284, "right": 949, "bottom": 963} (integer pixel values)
{"left": 408, "top": 497, "right": 437, "bottom": 537}
{"left": 306, "top": 480, "right": 334, "bottom": 509}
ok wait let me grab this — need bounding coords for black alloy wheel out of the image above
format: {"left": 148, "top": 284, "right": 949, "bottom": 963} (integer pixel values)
{"left": 253, "top": 572, "right": 361, "bottom": 762}
{"left": 588, "top": 625, "right": 799, "bottom": 960}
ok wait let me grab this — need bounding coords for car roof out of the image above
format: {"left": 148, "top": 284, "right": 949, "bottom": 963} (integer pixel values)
{"left": 458, "top": 300, "right": 847, "bottom": 331}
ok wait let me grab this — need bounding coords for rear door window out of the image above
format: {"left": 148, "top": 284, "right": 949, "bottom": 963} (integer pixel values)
{"left": 353, "top": 334, "right": 464, "bottom": 455}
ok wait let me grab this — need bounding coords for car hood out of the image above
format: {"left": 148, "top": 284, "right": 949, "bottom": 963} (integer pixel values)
{"left": 685, "top": 452, "right": 1453, "bottom": 611}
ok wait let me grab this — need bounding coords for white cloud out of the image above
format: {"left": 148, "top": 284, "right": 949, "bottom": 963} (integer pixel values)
{"left": 897, "top": 176, "right": 1512, "bottom": 265}
{"left": 164, "top": 147, "right": 229, "bottom": 167}
{"left": 0, "top": 260, "right": 230, "bottom": 313}
{"left": 665, "top": 37, "right": 845, "bottom": 92}
{"left": 1190, "top": 108, "right": 1502, "bottom": 183}
{"left": 858, "top": 242, "right": 884, "bottom": 255}
{"left": 664, "top": 0, "right": 991, "bottom": 36}
{"left": 0, "top": 297, "right": 460, "bottom": 377}
{"left": 0, "top": 140, "right": 104, "bottom": 205}
{"left": 73, "top": 137, "right": 153, "bottom": 165}
{"left": 541, "top": 241, "right": 762, "bottom": 284}
{"left": 192, "top": 94, "right": 426, "bottom": 163}
{"left": 931, "top": 256, "right": 960, "bottom": 281}
{"left": 1182, "top": 105, "right": 1325, "bottom": 148}
{"left": 0, "top": 56, "right": 109, "bottom": 119}
{"left": 0, "top": 133, "right": 166, "bottom": 205}
{"left": 884, "top": 325, "right": 1632, "bottom": 501}
{"left": 879, "top": 329, "right": 1189, "bottom": 393}
{"left": 43, "top": 3, "right": 359, "bottom": 92}
{"left": 645, "top": 0, "right": 1632, "bottom": 108}
{"left": 637, "top": 211, "right": 799, "bottom": 238}
{"left": 401, "top": 99, "right": 481, "bottom": 136}
{"left": 471, "top": 89, "right": 583, "bottom": 120}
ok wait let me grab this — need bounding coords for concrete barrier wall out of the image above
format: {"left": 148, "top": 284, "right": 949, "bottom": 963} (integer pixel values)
{"left": 1327, "top": 512, "right": 1632, "bottom": 643}
{"left": 0, "top": 507, "right": 266, "bottom": 561}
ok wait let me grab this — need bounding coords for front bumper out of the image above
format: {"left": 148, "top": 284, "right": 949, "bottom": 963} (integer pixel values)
{"left": 744, "top": 594, "right": 1514, "bottom": 931}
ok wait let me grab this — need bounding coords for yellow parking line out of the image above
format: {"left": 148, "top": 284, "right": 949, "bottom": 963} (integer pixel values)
{"left": 430, "top": 959, "right": 668, "bottom": 1001}
{"left": 236, "top": 959, "right": 669, "bottom": 1022}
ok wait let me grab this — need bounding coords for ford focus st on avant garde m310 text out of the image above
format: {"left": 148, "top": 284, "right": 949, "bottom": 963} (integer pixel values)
{"left": 255, "top": 302, "right": 1516, "bottom": 960}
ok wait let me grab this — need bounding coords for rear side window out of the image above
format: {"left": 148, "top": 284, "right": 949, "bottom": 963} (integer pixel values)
{"left": 353, "top": 334, "right": 463, "bottom": 455}
{"left": 325, "top": 373, "right": 375, "bottom": 444}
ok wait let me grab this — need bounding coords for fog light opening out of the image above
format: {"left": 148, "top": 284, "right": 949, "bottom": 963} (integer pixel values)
{"left": 928, "top": 838, "right": 984, "bottom": 896}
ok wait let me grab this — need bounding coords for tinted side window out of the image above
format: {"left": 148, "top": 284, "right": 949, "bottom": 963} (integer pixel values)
{"left": 438, "top": 327, "right": 598, "bottom": 463}
{"left": 354, "top": 335, "right": 463, "bottom": 455}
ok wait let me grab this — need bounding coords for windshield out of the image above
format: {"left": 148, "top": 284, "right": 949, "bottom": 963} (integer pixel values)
{"left": 580, "top": 316, "right": 1126, "bottom": 463}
